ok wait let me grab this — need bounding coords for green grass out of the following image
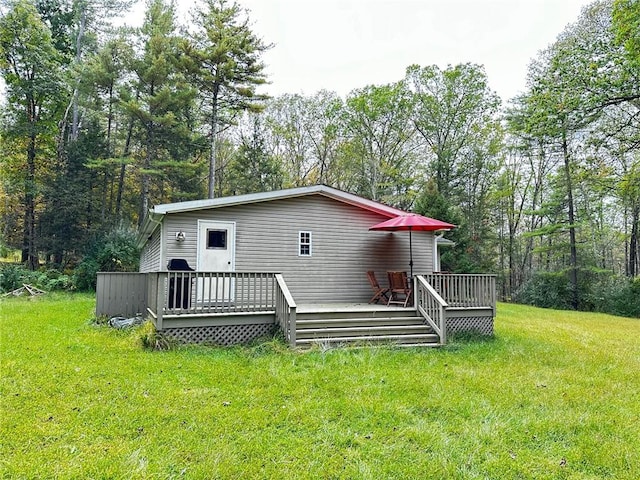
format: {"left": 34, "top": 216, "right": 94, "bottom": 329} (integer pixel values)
{"left": 1, "top": 295, "right": 639, "bottom": 479}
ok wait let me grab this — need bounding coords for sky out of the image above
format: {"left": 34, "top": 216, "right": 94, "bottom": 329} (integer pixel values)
{"left": 0, "top": 0, "right": 594, "bottom": 104}
{"left": 162, "top": 0, "right": 594, "bottom": 103}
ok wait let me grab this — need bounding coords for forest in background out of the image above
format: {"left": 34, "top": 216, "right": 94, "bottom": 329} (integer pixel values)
{"left": 1, "top": 0, "right": 639, "bottom": 315}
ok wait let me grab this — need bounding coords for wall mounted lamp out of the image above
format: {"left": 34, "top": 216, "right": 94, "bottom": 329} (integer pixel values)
{"left": 175, "top": 231, "right": 186, "bottom": 242}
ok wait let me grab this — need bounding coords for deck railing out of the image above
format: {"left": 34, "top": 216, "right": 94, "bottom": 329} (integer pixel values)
{"left": 147, "top": 271, "right": 277, "bottom": 319}
{"left": 423, "top": 273, "right": 496, "bottom": 311}
{"left": 415, "top": 275, "right": 448, "bottom": 344}
{"left": 274, "top": 274, "right": 297, "bottom": 348}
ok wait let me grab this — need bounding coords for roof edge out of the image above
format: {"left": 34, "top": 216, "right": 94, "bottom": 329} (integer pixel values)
{"left": 149, "top": 185, "right": 407, "bottom": 218}
{"left": 137, "top": 211, "right": 165, "bottom": 248}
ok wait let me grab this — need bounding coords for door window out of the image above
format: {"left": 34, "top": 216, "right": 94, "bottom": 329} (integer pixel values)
{"left": 207, "top": 229, "right": 227, "bottom": 249}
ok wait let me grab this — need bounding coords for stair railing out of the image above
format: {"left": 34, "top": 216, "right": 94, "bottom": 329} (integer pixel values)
{"left": 415, "top": 275, "right": 448, "bottom": 345}
{"left": 275, "top": 274, "right": 297, "bottom": 347}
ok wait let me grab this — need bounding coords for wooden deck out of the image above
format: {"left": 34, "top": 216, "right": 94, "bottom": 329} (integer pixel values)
{"left": 96, "top": 272, "right": 496, "bottom": 347}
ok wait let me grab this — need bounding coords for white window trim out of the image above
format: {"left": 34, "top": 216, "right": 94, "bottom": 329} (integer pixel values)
{"left": 299, "top": 231, "right": 312, "bottom": 257}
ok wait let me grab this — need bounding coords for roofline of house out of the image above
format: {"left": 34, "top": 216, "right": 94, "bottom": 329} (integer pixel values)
{"left": 137, "top": 185, "right": 408, "bottom": 248}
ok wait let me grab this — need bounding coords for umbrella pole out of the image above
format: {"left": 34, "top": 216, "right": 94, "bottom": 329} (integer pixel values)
{"left": 409, "top": 227, "right": 413, "bottom": 279}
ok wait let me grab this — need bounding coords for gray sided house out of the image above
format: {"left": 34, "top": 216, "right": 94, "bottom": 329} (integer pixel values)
{"left": 97, "top": 185, "right": 496, "bottom": 348}
{"left": 140, "top": 185, "right": 438, "bottom": 303}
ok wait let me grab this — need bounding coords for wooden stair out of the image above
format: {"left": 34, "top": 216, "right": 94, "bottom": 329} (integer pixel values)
{"left": 294, "top": 305, "right": 440, "bottom": 348}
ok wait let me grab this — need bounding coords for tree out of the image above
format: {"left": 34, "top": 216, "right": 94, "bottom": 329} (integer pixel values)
{"left": 263, "top": 91, "right": 343, "bottom": 188}
{"left": 613, "top": 0, "right": 640, "bottom": 69}
{"left": 184, "top": 0, "right": 270, "bottom": 198}
{"left": 341, "top": 82, "right": 417, "bottom": 207}
{"left": 407, "top": 63, "right": 503, "bottom": 271}
{"left": 406, "top": 63, "right": 501, "bottom": 199}
{"left": 124, "top": 0, "right": 197, "bottom": 221}
{"left": 505, "top": 0, "right": 640, "bottom": 311}
{"left": 225, "top": 114, "right": 282, "bottom": 195}
{"left": 0, "top": 0, "right": 67, "bottom": 269}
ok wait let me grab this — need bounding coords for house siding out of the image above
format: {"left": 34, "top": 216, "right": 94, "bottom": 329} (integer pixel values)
{"left": 157, "top": 195, "right": 434, "bottom": 303}
{"left": 140, "top": 226, "right": 162, "bottom": 273}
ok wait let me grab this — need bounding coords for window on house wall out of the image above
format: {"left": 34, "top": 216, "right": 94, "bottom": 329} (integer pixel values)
{"left": 299, "top": 231, "right": 312, "bottom": 256}
{"left": 207, "top": 229, "right": 227, "bottom": 249}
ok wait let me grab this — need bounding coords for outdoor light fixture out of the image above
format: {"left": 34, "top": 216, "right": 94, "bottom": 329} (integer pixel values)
{"left": 175, "top": 231, "right": 186, "bottom": 242}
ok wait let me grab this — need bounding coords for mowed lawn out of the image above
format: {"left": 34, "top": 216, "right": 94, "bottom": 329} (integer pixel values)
{"left": 1, "top": 295, "right": 639, "bottom": 479}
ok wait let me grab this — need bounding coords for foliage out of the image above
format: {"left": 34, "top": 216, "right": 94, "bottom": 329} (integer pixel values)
{"left": 514, "top": 269, "right": 640, "bottom": 317}
{"left": 184, "top": 0, "right": 271, "bottom": 198}
{"left": 341, "top": 82, "right": 417, "bottom": 208}
{"left": 503, "top": 0, "right": 640, "bottom": 305}
{"left": 513, "top": 271, "right": 573, "bottom": 310}
{"left": 1, "top": 0, "right": 638, "bottom": 319}
{"left": 2, "top": 295, "right": 639, "bottom": 478}
{"left": 138, "top": 320, "right": 174, "bottom": 351}
{"left": 0, "top": 0, "right": 68, "bottom": 269}
{"left": 73, "top": 227, "right": 139, "bottom": 290}
{"left": 0, "top": 264, "right": 33, "bottom": 292}
{"left": 0, "top": 263, "right": 73, "bottom": 292}
{"left": 585, "top": 275, "right": 640, "bottom": 317}
{"left": 224, "top": 114, "right": 283, "bottom": 195}
{"left": 612, "top": 0, "right": 640, "bottom": 67}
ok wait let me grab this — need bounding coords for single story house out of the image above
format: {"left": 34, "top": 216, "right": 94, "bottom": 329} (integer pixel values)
{"left": 97, "top": 185, "right": 495, "bottom": 348}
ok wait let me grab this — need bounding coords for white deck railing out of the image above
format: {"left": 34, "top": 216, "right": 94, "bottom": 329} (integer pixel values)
{"left": 415, "top": 275, "right": 448, "bottom": 344}
{"left": 274, "top": 274, "right": 297, "bottom": 348}
{"left": 422, "top": 273, "right": 496, "bottom": 311}
{"left": 147, "top": 271, "right": 277, "bottom": 321}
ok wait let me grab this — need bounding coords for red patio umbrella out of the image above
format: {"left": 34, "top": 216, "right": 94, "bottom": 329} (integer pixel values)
{"left": 369, "top": 214, "right": 455, "bottom": 278}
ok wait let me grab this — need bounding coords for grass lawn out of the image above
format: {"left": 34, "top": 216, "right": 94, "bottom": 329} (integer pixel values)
{"left": 1, "top": 295, "right": 639, "bottom": 479}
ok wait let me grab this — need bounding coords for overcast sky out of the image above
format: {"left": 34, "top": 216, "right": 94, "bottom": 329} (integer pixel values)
{"left": 0, "top": 0, "right": 594, "bottom": 104}
{"left": 221, "top": 0, "right": 594, "bottom": 102}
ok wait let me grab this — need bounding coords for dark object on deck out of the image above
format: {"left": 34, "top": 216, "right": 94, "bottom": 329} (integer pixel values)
{"left": 366, "top": 271, "right": 389, "bottom": 304}
{"left": 167, "top": 258, "right": 194, "bottom": 271}
{"left": 167, "top": 258, "right": 194, "bottom": 309}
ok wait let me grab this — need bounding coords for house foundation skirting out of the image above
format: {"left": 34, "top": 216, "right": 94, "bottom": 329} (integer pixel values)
{"left": 446, "top": 316, "right": 494, "bottom": 336}
{"left": 162, "top": 323, "right": 277, "bottom": 345}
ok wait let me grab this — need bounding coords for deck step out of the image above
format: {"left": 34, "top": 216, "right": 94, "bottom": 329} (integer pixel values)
{"left": 297, "top": 324, "right": 433, "bottom": 339}
{"left": 297, "top": 333, "right": 440, "bottom": 346}
{"left": 294, "top": 306, "right": 440, "bottom": 348}
{"left": 296, "top": 316, "right": 426, "bottom": 328}
{"left": 296, "top": 308, "right": 415, "bottom": 321}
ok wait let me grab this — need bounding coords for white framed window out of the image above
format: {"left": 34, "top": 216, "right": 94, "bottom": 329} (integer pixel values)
{"left": 299, "top": 231, "right": 312, "bottom": 256}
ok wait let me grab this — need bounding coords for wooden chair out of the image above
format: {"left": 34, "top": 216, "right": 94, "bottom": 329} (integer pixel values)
{"left": 387, "top": 271, "right": 412, "bottom": 307}
{"left": 366, "top": 271, "right": 389, "bottom": 305}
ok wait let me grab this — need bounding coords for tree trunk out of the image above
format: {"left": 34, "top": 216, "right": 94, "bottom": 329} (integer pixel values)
{"left": 208, "top": 89, "right": 219, "bottom": 199}
{"left": 116, "top": 98, "right": 137, "bottom": 221}
{"left": 70, "top": 7, "right": 87, "bottom": 142}
{"left": 562, "top": 130, "right": 579, "bottom": 309}
{"left": 630, "top": 204, "right": 639, "bottom": 278}
{"left": 23, "top": 130, "right": 39, "bottom": 270}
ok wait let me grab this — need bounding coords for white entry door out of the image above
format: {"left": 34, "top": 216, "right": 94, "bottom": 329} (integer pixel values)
{"left": 197, "top": 220, "right": 236, "bottom": 303}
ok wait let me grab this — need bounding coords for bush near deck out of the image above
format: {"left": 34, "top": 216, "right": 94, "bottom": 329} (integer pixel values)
{"left": 1, "top": 295, "right": 639, "bottom": 479}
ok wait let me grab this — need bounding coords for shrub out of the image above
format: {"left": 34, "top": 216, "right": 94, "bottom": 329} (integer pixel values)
{"left": 515, "top": 270, "right": 640, "bottom": 318}
{"left": 513, "top": 271, "right": 573, "bottom": 310}
{"left": 73, "top": 228, "right": 140, "bottom": 291}
{"left": 139, "top": 321, "right": 174, "bottom": 351}
{"left": 592, "top": 276, "right": 640, "bottom": 318}
{"left": 37, "top": 269, "right": 74, "bottom": 291}
{"left": 0, "top": 264, "right": 33, "bottom": 292}
{"left": 0, "top": 265, "right": 75, "bottom": 293}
